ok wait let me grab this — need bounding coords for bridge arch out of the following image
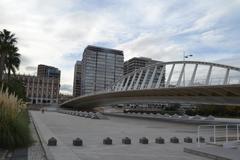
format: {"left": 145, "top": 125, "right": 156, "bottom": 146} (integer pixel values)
{"left": 111, "top": 61, "right": 240, "bottom": 92}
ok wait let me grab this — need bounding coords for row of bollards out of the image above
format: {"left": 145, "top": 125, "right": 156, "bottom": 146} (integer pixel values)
{"left": 59, "top": 110, "right": 101, "bottom": 119}
{"left": 47, "top": 136, "right": 206, "bottom": 146}
{"left": 123, "top": 112, "right": 215, "bottom": 121}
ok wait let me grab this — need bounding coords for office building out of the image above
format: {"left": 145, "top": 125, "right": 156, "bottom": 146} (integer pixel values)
{"left": 73, "top": 61, "right": 82, "bottom": 97}
{"left": 37, "top": 64, "right": 61, "bottom": 79}
{"left": 4, "top": 64, "right": 62, "bottom": 104}
{"left": 124, "top": 57, "right": 165, "bottom": 87}
{"left": 81, "top": 45, "right": 124, "bottom": 95}
{"left": 124, "top": 57, "right": 159, "bottom": 75}
{"left": 15, "top": 74, "right": 60, "bottom": 104}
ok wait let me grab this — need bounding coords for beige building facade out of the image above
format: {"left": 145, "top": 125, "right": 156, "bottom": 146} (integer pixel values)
{"left": 15, "top": 74, "right": 60, "bottom": 104}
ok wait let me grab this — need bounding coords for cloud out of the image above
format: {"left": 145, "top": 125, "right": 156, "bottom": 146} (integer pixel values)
{"left": 214, "top": 55, "right": 240, "bottom": 68}
{"left": 25, "top": 66, "right": 37, "bottom": 71}
{"left": 0, "top": 0, "right": 239, "bottom": 94}
{"left": 117, "top": 33, "right": 184, "bottom": 61}
{"left": 60, "top": 84, "right": 73, "bottom": 94}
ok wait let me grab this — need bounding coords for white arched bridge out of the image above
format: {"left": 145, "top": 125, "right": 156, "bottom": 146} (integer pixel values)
{"left": 61, "top": 61, "right": 240, "bottom": 109}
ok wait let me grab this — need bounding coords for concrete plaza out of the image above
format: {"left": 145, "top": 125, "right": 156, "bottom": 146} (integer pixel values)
{"left": 31, "top": 111, "right": 209, "bottom": 160}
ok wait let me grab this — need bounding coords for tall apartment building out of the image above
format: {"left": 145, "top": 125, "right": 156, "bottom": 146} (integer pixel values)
{"left": 124, "top": 57, "right": 158, "bottom": 75}
{"left": 81, "top": 45, "right": 124, "bottom": 95}
{"left": 37, "top": 64, "right": 61, "bottom": 79}
{"left": 73, "top": 61, "right": 82, "bottom": 97}
{"left": 15, "top": 74, "right": 60, "bottom": 104}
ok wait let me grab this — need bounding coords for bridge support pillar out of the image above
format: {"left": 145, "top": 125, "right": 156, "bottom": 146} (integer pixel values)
{"left": 147, "top": 66, "right": 157, "bottom": 88}
{"left": 119, "top": 78, "right": 126, "bottom": 91}
{"left": 140, "top": 68, "right": 150, "bottom": 89}
{"left": 134, "top": 70, "right": 143, "bottom": 90}
{"left": 223, "top": 68, "right": 230, "bottom": 85}
{"left": 177, "top": 63, "right": 186, "bottom": 87}
{"left": 123, "top": 76, "right": 131, "bottom": 91}
{"left": 114, "top": 82, "right": 120, "bottom": 91}
{"left": 128, "top": 72, "right": 137, "bottom": 90}
{"left": 155, "top": 66, "right": 165, "bottom": 88}
{"left": 205, "top": 65, "right": 213, "bottom": 85}
{"left": 166, "top": 64, "right": 175, "bottom": 87}
{"left": 189, "top": 64, "right": 198, "bottom": 86}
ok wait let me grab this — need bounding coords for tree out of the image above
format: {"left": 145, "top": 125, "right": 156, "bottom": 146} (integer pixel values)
{"left": 5, "top": 46, "right": 20, "bottom": 80}
{"left": 0, "top": 29, "right": 17, "bottom": 81}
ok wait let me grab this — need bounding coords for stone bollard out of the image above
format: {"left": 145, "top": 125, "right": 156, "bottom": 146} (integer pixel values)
{"left": 170, "top": 137, "right": 179, "bottom": 143}
{"left": 122, "top": 137, "right": 131, "bottom": 145}
{"left": 155, "top": 137, "right": 165, "bottom": 144}
{"left": 48, "top": 137, "right": 57, "bottom": 146}
{"left": 196, "top": 137, "right": 205, "bottom": 143}
{"left": 103, "top": 137, "right": 112, "bottom": 145}
{"left": 184, "top": 137, "right": 192, "bottom": 143}
{"left": 73, "top": 138, "right": 83, "bottom": 146}
{"left": 139, "top": 137, "right": 149, "bottom": 144}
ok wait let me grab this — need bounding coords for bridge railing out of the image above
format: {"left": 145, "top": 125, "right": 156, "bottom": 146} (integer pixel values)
{"left": 197, "top": 124, "right": 240, "bottom": 147}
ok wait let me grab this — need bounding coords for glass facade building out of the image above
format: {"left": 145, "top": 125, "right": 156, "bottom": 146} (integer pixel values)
{"left": 73, "top": 61, "right": 82, "bottom": 97}
{"left": 37, "top": 64, "right": 61, "bottom": 80}
{"left": 81, "top": 45, "right": 124, "bottom": 95}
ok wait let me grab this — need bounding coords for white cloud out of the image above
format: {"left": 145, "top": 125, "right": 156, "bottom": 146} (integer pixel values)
{"left": 200, "top": 30, "right": 224, "bottom": 46}
{"left": 117, "top": 33, "right": 184, "bottom": 61}
{"left": 0, "top": 0, "right": 239, "bottom": 94}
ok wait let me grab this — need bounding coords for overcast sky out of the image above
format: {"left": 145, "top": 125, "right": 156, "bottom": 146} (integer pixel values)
{"left": 1, "top": 0, "right": 240, "bottom": 94}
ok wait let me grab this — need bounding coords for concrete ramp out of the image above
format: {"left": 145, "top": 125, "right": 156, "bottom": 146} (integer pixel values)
{"left": 184, "top": 144, "right": 239, "bottom": 160}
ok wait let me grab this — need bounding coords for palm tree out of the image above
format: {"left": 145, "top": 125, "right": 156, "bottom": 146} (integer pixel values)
{"left": 5, "top": 46, "right": 20, "bottom": 80}
{"left": 0, "top": 29, "right": 17, "bottom": 81}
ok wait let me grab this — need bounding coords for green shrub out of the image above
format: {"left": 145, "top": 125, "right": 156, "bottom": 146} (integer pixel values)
{"left": 0, "top": 78, "right": 26, "bottom": 101}
{"left": 0, "top": 87, "right": 32, "bottom": 149}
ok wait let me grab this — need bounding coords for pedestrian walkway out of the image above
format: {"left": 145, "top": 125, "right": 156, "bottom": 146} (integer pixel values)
{"left": 30, "top": 110, "right": 210, "bottom": 160}
{"left": 30, "top": 111, "right": 80, "bottom": 160}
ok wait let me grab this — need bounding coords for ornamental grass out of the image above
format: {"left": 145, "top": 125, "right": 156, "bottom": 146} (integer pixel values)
{"left": 0, "top": 86, "right": 32, "bottom": 149}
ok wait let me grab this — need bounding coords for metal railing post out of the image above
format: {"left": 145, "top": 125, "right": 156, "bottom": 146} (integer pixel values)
{"left": 213, "top": 125, "right": 216, "bottom": 144}
{"left": 237, "top": 124, "right": 239, "bottom": 141}
{"left": 198, "top": 126, "right": 200, "bottom": 147}
{"left": 226, "top": 125, "right": 228, "bottom": 143}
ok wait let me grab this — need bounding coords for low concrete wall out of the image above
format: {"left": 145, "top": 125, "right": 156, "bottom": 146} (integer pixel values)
{"left": 103, "top": 112, "right": 237, "bottom": 125}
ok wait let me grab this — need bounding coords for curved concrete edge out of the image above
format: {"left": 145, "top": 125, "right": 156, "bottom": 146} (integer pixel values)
{"left": 30, "top": 112, "right": 55, "bottom": 160}
{"left": 183, "top": 148, "right": 231, "bottom": 160}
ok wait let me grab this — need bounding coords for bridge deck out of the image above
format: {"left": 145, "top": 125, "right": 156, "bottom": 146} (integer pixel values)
{"left": 62, "top": 85, "right": 240, "bottom": 108}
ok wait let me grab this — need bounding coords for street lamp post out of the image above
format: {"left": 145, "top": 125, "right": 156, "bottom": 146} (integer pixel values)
{"left": 183, "top": 52, "right": 193, "bottom": 86}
